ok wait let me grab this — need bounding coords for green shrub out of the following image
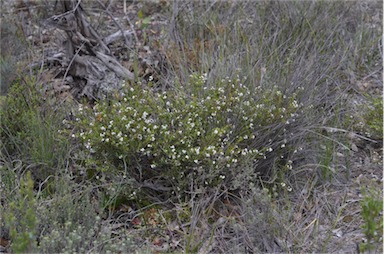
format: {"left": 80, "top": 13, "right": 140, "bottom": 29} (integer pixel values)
{"left": 359, "top": 185, "right": 383, "bottom": 253}
{"left": 36, "top": 175, "right": 139, "bottom": 253}
{"left": 73, "top": 73, "right": 303, "bottom": 202}
{"left": 364, "top": 95, "right": 383, "bottom": 139}
{"left": 0, "top": 77, "right": 69, "bottom": 178}
{"left": 5, "top": 171, "right": 38, "bottom": 253}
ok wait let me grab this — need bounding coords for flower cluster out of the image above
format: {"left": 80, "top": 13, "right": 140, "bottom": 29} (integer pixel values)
{"left": 73, "top": 73, "right": 302, "bottom": 192}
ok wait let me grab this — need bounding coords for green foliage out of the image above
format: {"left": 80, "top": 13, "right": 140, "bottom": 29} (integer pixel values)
{"left": 73, "top": 74, "right": 302, "bottom": 201}
{"left": 360, "top": 186, "right": 383, "bottom": 253}
{"left": 0, "top": 1, "right": 381, "bottom": 253}
{"left": 36, "top": 177, "right": 133, "bottom": 253}
{"left": 364, "top": 95, "right": 383, "bottom": 139}
{"left": 6, "top": 171, "right": 38, "bottom": 253}
{"left": 0, "top": 78, "right": 69, "bottom": 177}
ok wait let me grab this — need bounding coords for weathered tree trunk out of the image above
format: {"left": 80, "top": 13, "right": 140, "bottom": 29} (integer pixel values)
{"left": 48, "top": 0, "right": 134, "bottom": 99}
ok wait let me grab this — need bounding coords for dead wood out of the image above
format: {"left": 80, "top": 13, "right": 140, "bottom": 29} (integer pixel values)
{"left": 45, "top": 0, "right": 134, "bottom": 99}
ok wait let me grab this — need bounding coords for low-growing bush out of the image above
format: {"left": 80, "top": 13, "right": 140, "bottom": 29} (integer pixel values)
{"left": 364, "top": 95, "right": 383, "bottom": 140}
{"left": 73, "top": 73, "right": 304, "bottom": 203}
{"left": 0, "top": 77, "right": 69, "bottom": 180}
{"left": 4, "top": 171, "right": 38, "bottom": 253}
{"left": 359, "top": 185, "right": 383, "bottom": 253}
{"left": 36, "top": 176, "right": 139, "bottom": 253}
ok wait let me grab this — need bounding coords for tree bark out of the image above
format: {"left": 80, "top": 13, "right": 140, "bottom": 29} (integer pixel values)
{"left": 47, "top": 0, "right": 134, "bottom": 99}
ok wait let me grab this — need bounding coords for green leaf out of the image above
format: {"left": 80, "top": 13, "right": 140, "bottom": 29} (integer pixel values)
{"left": 138, "top": 9, "right": 144, "bottom": 19}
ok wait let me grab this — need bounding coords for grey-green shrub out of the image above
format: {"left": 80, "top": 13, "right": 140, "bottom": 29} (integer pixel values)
{"left": 73, "top": 73, "right": 303, "bottom": 202}
{"left": 5, "top": 171, "right": 38, "bottom": 253}
{"left": 359, "top": 185, "right": 383, "bottom": 253}
{"left": 0, "top": 78, "right": 69, "bottom": 179}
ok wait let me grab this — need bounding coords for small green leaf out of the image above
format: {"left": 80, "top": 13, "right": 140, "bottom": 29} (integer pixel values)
{"left": 138, "top": 9, "right": 144, "bottom": 19}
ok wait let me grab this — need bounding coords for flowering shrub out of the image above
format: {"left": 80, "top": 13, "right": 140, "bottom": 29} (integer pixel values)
{"left": 73, "top": 73, "right": 303, "bottom": 200}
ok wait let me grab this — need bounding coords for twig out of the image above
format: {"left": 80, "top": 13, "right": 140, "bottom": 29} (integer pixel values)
{"left": 319, "top": 126, "right": 378, "bottom": 143}
{"left": 104, "top": 29, "right": 134, "bottom": 45}
{"left": 95, "top": 0, "right": 131, "bottom": 46}
{"left": 62, "top": 42, "right": 85, "bottom": 87}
